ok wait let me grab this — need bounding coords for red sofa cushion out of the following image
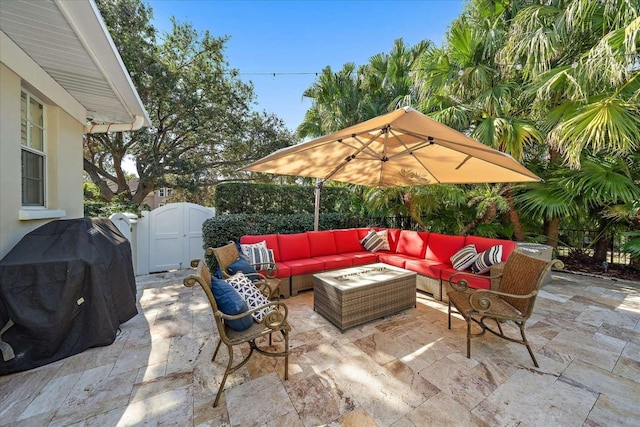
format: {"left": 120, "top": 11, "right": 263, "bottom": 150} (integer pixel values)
{"left": 395, "top": 230, "right": 428, "bottom": 258}
{"left": 334, "top": 229, "right": 363, "bottom": 253}
{"left": 441, "top": 268, "right": 491, "bottom": 290}
{"left": 425, "top": 233, "right": 465, "bottom": 264}
{"left": 313, "top": 254, "right": 353, "bottom": 270}
{"left": 377, "top": 253, "right": 422, "bottom": 268}
{"left": 355, "top": 228, "right": 371, "bottom": 240}
{"left": 307, "top": 231, "right": 337, "bottom": 257}
{"left": 404, "top": 259, "right": 448, "bottom": 278}
{"left": 273, "top": 263, "right": 292, "bottom": 278}
{"left": 240, "top": 234, "right": 281, "bottom": 262}
{"left": 277, "top": 233, "right": 310, "bottom": 261}
{"left": 464, "top": 236, "right": 516, "bottom": 262}
{"left": 280, "top": 258, "right": 324, "bottom": 275}
{"left": 345, "top": 251, "right": 378, "bottom": 266}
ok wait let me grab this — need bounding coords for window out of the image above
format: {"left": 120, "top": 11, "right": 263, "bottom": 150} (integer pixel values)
{"left": 158, "top": 187, "right": 172, "bottom": 198}
{"left": 21, "top": 91, "right": 45, "bottom": 206}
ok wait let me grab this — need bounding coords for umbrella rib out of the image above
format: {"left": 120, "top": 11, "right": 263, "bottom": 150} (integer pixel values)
{"left": 390, "top": 126, "right": 539, "bottom": 180}
{"left": 324, "top": 128, "right": 385, "bottom": 181}
{"left": 387, "top": 128, "right": 441, "bottom": 184}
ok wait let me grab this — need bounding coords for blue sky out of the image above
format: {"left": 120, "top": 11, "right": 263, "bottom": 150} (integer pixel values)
{"left": 147, "top": 0, "right": 465, "bottom": 131}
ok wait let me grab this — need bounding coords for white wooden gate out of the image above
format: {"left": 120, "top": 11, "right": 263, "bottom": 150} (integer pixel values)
{"left": 147, "top": 203, "right": 214, "bottom": 273}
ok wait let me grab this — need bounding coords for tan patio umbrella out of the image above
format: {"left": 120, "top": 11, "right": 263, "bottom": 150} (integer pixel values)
{"left": 242, "top": 107, "right": 541, "bottom": 229}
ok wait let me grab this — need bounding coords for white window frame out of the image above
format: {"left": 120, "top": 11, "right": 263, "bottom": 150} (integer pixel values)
{"left": 20, "top": 90, "right": 46, "bottom": 207}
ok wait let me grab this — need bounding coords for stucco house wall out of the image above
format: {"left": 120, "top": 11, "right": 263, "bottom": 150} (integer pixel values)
{"left": 0, "top": 62, "right": 84, "bottom": 258}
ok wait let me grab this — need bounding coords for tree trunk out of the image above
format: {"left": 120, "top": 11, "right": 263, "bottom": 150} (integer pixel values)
{"left": 132, "top": 180, "right": 154, "bottom": 205}
{"left": 504, "top": 184, "right": 524, "bottom": 241}
{"left": 543, "top": 216, "right": 560, "bottom": 248}
{"left": 592, "top": 230, "right": 610, "bottom": 264}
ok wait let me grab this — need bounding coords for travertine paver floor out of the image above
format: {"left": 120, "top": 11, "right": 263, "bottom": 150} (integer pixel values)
{"left": 1, "top": 270, "right": 639, "bottom": 426}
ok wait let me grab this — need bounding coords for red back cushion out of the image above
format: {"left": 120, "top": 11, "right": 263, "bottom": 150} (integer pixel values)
{"left": 334, "top": 229, "right": 363, "bottom": 253}
{"left": 277, "top": 233, "right": 310, "bottom": 261}
{"left": 355, "top": 228, "right": 371, "bottom": 240}
{"left": 307, "top": 231, "right": 337, "bottom": 257}
{"left": 395, "top": 230, "right": 428, "bottom": 258}
{"left": 240, "top": 234, "right": 280, "bottom": 261}
{"left": 425, "top": 233, "right": 465, "bottom": 264}
{"left": 465, "top": 236, "right": 516, "bottom": 262}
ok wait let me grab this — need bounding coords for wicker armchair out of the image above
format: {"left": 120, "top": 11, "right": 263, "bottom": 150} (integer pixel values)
{"left": 210, "top": 241, "right": 281, "bottom": 299}
{"left": 447, "top": 251, "right": 564, "bottom": 367}
{"left": 183, "top": 259, "right": 290, "bottom": 407}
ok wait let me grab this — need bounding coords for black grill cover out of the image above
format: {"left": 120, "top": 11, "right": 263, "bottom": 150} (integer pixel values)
{"left": 0, "top": 218, "right": 137, "bottom": 375}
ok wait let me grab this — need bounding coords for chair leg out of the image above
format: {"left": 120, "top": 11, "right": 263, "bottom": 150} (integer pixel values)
{"left": 212, "top": 338, "right": 222, "bottom": 362}
{"left": 213, "top": 343, "right": 234, "bottom": 408}
{"left": 466, "top": 318, "right": 471, "bottom": 359}
{"left": 448, "top": 301, "right": 452, "bottom": 329}
{"left": 283, "top": 329, "right": 289, "bottom": 380}
{"left": 519, "top": 323, "right": 539, "bottom": 368}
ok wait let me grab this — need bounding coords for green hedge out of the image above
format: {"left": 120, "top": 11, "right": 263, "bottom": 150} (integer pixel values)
{"left": 214, "top": 182, "right": 353, "bottom": 215}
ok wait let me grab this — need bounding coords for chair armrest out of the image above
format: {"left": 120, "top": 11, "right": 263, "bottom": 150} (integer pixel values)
{"left": 448, "top": 270, "right": 503, "bottom": 292}
{"left": 468, "top": 288, "right": 538, "bottom": 313}
{"left": 216, "top": 301, "right": 288, "bottom": 328}
{"left": 251, "top": 261, "right": 279, "bottom": 279}
{"left": 261, "top": 302, "right": 289, "bottom": 329}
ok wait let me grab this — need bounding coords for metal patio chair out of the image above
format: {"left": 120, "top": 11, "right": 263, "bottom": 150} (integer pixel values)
{"left": 183, "top": 259, "right": 290, "bottom": 407}
{"left": 447, "top": 250, "right": 564, "bottom": 367}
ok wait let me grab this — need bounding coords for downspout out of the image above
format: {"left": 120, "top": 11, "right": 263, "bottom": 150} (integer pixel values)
{"left": 84, "top": 115, "right": 146, "bottom": 134}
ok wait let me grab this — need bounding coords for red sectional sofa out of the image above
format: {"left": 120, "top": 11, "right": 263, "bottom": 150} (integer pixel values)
{"left": 240, "top": 228, "right": 517, "bottom": 300}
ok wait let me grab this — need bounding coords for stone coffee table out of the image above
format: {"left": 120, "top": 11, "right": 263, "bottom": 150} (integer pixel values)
{"left": 313, "top": 263, "right": 416, "bottom": 331}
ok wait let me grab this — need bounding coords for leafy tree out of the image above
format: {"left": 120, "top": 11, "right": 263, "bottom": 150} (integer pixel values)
{"left": 87, "top": 0, "right": 294, "bottom": 204}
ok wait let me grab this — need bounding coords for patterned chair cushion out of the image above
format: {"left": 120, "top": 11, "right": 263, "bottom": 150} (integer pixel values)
{"left": 226, "top": 272, "right": 271, "bottom": 322}
{"left": 471, "top": 245, "right": 503, "bottom": 274}
{"left": 451, "top": 244, "right": 478, "bottom": 270}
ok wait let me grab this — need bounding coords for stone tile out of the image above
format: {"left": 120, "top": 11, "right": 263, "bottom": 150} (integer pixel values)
{"left": 336, "top": 406, "right": 379, "bottom": 427}
{"left": 418, "top": 354, "right": 504, "bottom": 410}
{"left": 130, "top": 370, "right": 193, "bottom": 403}
{"left": 17, "top": 372, "right": 81, "bottom": 420}
{"left": 404, "top": 392, "right": 482, "bottom": 426}
{"left": 563, "top": 358, "right": 640, "bottom": 409}
{"left": 48, "top": 366, "right": 136, "bottom": 426}
{"left": 584, "top": 393, "right": 640, "bottom": 427}
{"left": 575, "top": 305, "right": 638, "bottom": 329}
{"left": 78, "top": 386, "right": 194, "bottom": 426}
{"left": 482, "top": 368, "right": 598, "bottom": 426}
{"left": 331, "top": 343, "right": 426, "bottom": 426}
{"left": 265, "top": 410, "right": 305, "bottom": 427}
{"left": 225, "top": 372, "right": 295, "bottom": 427}
{"left": 285, "top": 369, "right": 356, "bottom": 426}
{"left": 543, "top": 329, "right": 624, "bottom": 371}
{"left": 0, "top": 364, "right": 60, "bottom": 423}
{"left": 287, "top": 340, "right": 347, "bottom": 381}
{"left": 613, "top": 356, "right": 640, "bottom": 383}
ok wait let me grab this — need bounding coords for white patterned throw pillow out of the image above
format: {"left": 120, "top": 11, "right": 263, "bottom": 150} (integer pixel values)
{"left": 225, "top": 272, "right": 271, "bottom": 322}
{"left": 240, "top": 240, "right": 275, "bottom": 267}
{"left": 360, "top": 229, "right": 390, "bottom": 253}
{"left": 470, "top": 245, "right": 503, "bottom": 274}
{"left": 451, "top": 244, "right": 478, "bottom": 270}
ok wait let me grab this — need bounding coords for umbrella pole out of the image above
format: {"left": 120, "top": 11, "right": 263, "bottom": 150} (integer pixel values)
{"left": 314, "top": 179, "right": 323, "bottom": 231}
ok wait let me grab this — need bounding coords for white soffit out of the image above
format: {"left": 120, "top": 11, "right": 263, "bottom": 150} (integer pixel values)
{"left": 0, "top": 0, "right": 150, "bottom": 127}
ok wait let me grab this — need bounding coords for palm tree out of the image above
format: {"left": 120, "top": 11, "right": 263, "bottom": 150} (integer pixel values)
{"left": 297, "top": 63, "right": 366, "bottom": 138}
{"left": 412, "top": 2, "right": 544, "bottom": 240}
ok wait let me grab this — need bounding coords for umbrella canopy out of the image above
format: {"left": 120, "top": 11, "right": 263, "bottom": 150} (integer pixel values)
{"left": 243, "top": 107, "right": 541, "bottom": 187}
